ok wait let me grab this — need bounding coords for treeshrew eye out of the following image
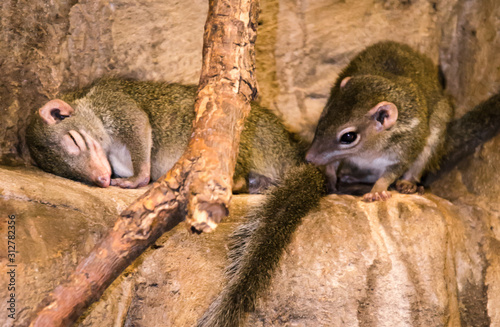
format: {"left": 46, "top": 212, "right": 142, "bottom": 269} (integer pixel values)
{"left": 340, "top": 132, "right": 357, "bottom": 144}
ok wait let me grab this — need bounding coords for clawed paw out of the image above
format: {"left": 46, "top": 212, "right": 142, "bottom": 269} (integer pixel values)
{"left": 111, "top": 175, "right": 150, "bottom": 189}
{"left": 395, "top": 180, "right": 418, "bottom": 194}
{"left": 362, "top": 190, "right": 392, "bottom": 202}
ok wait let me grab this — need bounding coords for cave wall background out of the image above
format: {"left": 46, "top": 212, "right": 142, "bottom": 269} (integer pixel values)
{"left": 1, "top": 0, "right": 499, "bottom": 164}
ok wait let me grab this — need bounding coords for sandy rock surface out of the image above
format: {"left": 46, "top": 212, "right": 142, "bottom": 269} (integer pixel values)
{"left": 1, "top": 130, "right": 499, "bottom": 327}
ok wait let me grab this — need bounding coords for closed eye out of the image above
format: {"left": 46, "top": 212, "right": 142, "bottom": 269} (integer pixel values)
{"left": 68, "top": 131, "right": 78, "bottom": 146}
{"left": 62, "top": 130, "right": 88, "bottom": 155}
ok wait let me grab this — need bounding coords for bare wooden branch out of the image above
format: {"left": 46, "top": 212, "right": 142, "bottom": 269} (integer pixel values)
{"left": 186, "top": 0, "right": 259, "bottom": 233}
{"left": 29, "top": 0, "right": 259, "bottom": 325}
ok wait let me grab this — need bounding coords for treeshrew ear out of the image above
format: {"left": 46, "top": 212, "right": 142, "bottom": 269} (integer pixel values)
{"left": 39, "top": 99, "right": 74, "bottom": 125}
{"left": 340, "top": 76, "right": 351, "bottom": 88}
{"left": 368, "top": 101, "right": 398, "bottom": 131}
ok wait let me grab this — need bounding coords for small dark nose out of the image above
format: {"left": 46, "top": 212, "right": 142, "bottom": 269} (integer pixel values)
{"left": 305, "top": 150, "right": 316, "bottom": 164}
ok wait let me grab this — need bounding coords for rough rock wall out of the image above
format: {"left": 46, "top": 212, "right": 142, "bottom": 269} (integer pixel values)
{"left": 1, "top": 0, "right": 499, "bottom": 161}
{"left": 439, "top": 0, "right": 500, "bottom": 117}
{"left": 270, "top": 0, "right": 500, "bottom": 139}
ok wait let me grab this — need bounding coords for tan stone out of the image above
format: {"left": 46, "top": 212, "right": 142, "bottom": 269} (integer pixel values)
{"left": 0, "top": 158, "right": 499, "bottom": 326}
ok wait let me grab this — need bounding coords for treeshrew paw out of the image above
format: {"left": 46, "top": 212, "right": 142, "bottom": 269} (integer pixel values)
{"left": 395, "top": 180, "right": 418, "bottom": 194}
{"left": 362, "top": 190, "right": 391, "bottom": 202}
{"left": 111, "top": 175, "right": 150, "bottom": 189}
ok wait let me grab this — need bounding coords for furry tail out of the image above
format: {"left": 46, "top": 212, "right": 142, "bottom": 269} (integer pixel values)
{"left": 197, "top": 164, "right": 326, "bottom": 327}
{"left": 425, "top": 93, "right": 500, "bottom": 184}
